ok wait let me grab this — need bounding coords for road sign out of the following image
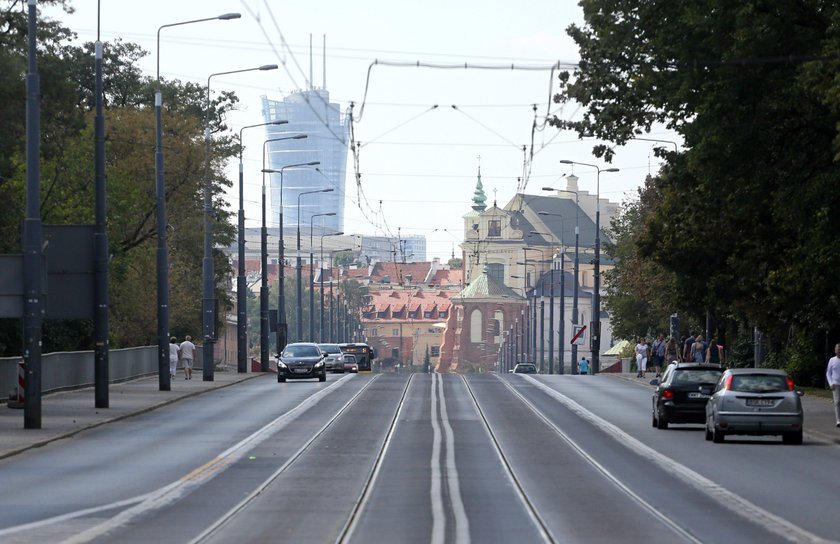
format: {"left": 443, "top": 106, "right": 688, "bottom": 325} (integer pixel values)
{"left": 571, "top": 325, "right": 586, "bottom": 345}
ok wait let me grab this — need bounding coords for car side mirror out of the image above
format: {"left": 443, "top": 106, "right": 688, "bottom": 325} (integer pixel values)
{"left": 649, "top": 378, "right": 660, "bottom": 386}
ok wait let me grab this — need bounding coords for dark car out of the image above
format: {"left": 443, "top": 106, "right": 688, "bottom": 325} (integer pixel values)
{"left": 651, "top": 362, "right": 724, "bottom": 429}
{"left": 277, "top": 342, "right": 327, "bottom": 383}
{"left": 343, "top": 354, "right": 358, "bottom": 373}
{"left": 512, "top": 363, "right": 537, "bottom": 374}
{"left": 705, "top": 368, "right": 803, "bottom": 444}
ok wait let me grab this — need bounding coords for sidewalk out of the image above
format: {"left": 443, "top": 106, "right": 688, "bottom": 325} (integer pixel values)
{"left": 608, "top": 372, "right": 840, "bottom": 445}
{"left": 0, "top": 370, "right": 259, "bottom": 460}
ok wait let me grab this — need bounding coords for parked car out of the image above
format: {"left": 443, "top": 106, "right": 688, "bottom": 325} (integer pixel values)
{"left": 318, "top": 343, "right": 345, "bottom": 373}
{"left": 705, "top": 368, "right": 803, "bottom": 444}
{"left": 512, "top": 363, "right": 537, "bottom": 374}
{"left": 343, "top": 354, "right": 358, "bottom": 373}
{"left": 651, "top": 362, "right": 724, "bottom": 429}
{"left": 276, "top": 342, "right": 327, "bottom": 383}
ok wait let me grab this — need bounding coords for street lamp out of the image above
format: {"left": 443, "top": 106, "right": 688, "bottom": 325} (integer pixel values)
{"left": 297, "top": 188, "right": 334, "bottom": 341}
{"left": 309, "top": 212, "right": 336, "bottom": 341}
{"left": 559, "top": 160, "right": 619, "bottom": 374}
{"left": 320, "top": 231, "right": 344, "bottom": 342}
{"left": 203, "top": 64, "right": 277, "bottom": 382}
{"left": 262, "top": 158, "right": 318, "bottom": 354}
{"left": 155, "top": 11, "right": 240, "bottom": 391}
{"left": 531, "top": 228, "right": 565, "bottom": 374}
{"left": 236, "top": 120, "right": 288, "bottom": 373}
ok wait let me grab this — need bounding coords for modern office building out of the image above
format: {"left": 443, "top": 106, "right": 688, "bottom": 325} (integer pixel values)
{"left": 261, "top": 89, "right": 351, "bottom": 235}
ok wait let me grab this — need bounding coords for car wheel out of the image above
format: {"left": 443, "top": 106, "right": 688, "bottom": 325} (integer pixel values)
{"left": 277, "top": 376, "right": 286, "bottom": 383}
{"left": 712, "top": 425, "right": 725, "bottom": 443}
{"left": 319, "top": 374, "right": 326, "bottom": 382}
{"left": 656, "top": 410, "right": 668, "bottom": 430}
{"left": 782, "top": 431, "right": 803, "bottom": 445}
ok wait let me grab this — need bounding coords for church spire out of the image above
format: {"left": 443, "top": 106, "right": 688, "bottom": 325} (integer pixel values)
{"left": 471, "top": 158, "right": 487, "bottom": 212}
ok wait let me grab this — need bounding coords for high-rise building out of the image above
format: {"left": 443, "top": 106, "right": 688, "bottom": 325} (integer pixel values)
{"left": 261, "top": 89, "right": 350, "bottom": 236}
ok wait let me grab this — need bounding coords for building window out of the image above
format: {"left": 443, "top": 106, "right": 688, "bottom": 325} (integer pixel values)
{"left": 409, "top": 310, "right": 419, "bottom": 318}
{"left": 431, "top": 346, "right": 440, "bottom": 357}
{"left": 438, "top": 310, "right": 448, "bottom": 318}
{"left": 392, "top": 328, "right": 399, "bottom": 336}
{"left": 491, "top": 319, "right": 500, "bottom": 336}
{"left": 424, "top": 311, "right": 433, "bottom": 318}
{"left": 486, "top": 262, "right": 504, "bottom": 285}
{"left": 470, "top": 309, "right": 482, "bottom": 343}
{"left": 488, "top": 219, "right": 501, "bottom": 237}
{"left": 391, "top": 348, "right": 400, "bottom": 359}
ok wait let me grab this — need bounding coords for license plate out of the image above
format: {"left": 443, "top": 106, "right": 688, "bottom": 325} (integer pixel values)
{"left": 746, "top": 398, "right": 774, "bottom": 407}
{"left": 293, "top": 368, "right": 309, "bottom": 373}
{"left": 688, "top": 392, "right": 709, "bottom": 399}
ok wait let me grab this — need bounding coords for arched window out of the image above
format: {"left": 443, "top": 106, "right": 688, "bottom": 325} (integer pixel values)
{"left": 470, "top": 309, "right": 483, "bottom": 343}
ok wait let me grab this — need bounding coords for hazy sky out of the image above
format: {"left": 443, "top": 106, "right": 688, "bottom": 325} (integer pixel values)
{"left": 43, "top": 0, "right": 677, "bottom": 261}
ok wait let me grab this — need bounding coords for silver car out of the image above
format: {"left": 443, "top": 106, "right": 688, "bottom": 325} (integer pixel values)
{"left": 705, "top": 368, "right": 804, "bottom": 444}
{"left": 318, "top": 343, "right": 345, "bottom": 373}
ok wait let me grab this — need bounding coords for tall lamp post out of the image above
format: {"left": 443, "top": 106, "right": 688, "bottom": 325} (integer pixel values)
{"left": 560, "top": 160, "right": 619, "bottom": 374}
{"left": 203, "top": 64, "right": 277, "bottom": 381}
{"left": 262, "top": 159, "right": 318, "bottom": 353}
{"left": 155, "top": 12, "right": 240, "bottom": 391}
{"left": 319, "top": 232, "right": 344, "bottom": 342}
{"left": 297, "top": 188, "right": 333, "bottom": 341}
{"left": 532, "top": 227, "right": 566, "bottom": 374}
{"left": 309, "top": 212, "right": 336, "bottom": 341}
{"left": 236, "top": 120, "right": 288, "bottom": 373}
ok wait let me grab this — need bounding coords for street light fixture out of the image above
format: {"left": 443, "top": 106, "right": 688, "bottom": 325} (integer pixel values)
{"left": 559, "top": 160, "right": 619, "bottom": 374}
{"left": 319, "top": 231, "right": 344, "bottom": 342}
{"left": 155, "top": 12, "right": 240, "bottom": 391}
{"left": 309, "top": 212, "right": 336, "bottom": 341}
{"left": 297, "top": 188, "right": 334, "bottom": 341}
{"left": 262, "top": 158, "right": 318, "bottom": 355}
{"left": 236, "top": 120, "right": 288, "bottom": 373}
{"left": 203, "top": 64, "right": 277, "bottom": 382}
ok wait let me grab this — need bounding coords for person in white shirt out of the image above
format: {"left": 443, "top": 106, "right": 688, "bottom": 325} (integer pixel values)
{"left": 179, "top": 335, "right": 196, "bottom": 380}
{"left": 168, "top": 337, "right": 180, "bottom": 379}
{"left": 635, "top": 338, "right": 649, "bottom": 378}
{"left": 826, "top": 343, "right": 840, "bottom": 427}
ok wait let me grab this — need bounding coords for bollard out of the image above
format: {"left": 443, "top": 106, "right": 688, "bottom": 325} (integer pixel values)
{"left": 7, "top": 361, "right": 25, "bottom": 409}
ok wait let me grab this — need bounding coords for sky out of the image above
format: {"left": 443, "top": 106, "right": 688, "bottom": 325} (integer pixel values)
{"left": 42, "top": 0, "right": 678, "bottom": 262}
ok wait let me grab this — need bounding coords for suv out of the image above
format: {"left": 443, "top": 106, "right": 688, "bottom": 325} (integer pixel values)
{"left": 512, "top": 363, "right": 537, "bottom": 374}
{"left": 318, "top": 343, "right": 345, "bottom": 373}
{"left": 651, "top": 362, "right": 724, "bottom": 429}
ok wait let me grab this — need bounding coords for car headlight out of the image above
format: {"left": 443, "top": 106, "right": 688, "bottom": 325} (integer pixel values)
{"left": 314, "top": 361, "right": 325, "bottom": 369}
{"left": 277, "top": 361, "right": 288, "bottom": 369}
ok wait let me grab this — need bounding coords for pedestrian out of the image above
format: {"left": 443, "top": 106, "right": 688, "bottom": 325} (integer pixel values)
{"left": 579, "top": 356, "right": 589, "bottom": 375}
{"left": 651, "top": 334, "right": 666, "bottom": 377}
{"left": 683, "top": 333, "right": 696, "bottom": 362}
{"left": 169, "top": 336, "right": 180, "bottom": 379}
{"left": 706, "top": 336, "right": 722, "bottom": 366}
{"left": 664, "top": 337, "right": 680, "bottom": 369}
{"left": 690, "top": 335, "right": 706, "bottom": 362}
{"left": 179, "top": 335, "right": 196, "bottom": 380}
{"left": 635, "top": 337, "right": 649, "bottom": 378}
{"left": 827, "top": 343, "right": 840, "bottom": 427}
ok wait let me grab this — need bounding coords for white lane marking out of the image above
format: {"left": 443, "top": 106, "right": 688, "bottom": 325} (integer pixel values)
{"left": 438, "top": 373, "right": 470, "bottom": 543}
{"left": 0, "top": 375, "right": 355, "bottom": 543}
{"left": 522, "top": 375, "right": 831, "bottom": 544}
{"left": 430, "top": 373, "right": 446, "bottom": 544}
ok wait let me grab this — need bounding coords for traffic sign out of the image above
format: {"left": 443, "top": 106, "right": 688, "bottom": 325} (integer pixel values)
{"left": 571, "top": 325, "right": 586, "bottom": 345}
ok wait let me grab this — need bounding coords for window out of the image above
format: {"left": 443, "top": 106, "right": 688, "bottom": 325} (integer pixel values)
{"left": 488, "top": 220, "right": 501, "bottom": 237}
{"left": 438, "top": 310, "right": 448, "bottom": 318}
{"left": 369, "top": 328, "right": 378, "bottom": 337}
{"left": 391, "top": 348, "right": 400, "bottom": 359}
{"left": 470, "top": 309, "right": 482, "bottom": 343}
{"left": 409, "top": 310, "right": 419, "bottom": 318}
{"left": 486, "top": 263, "right": 504, "bottom": 285}
{"left": 491, "top": 319, "right": 500, "bottom": 336}
{"left": 392, "top": 328, "right": 399, "bottom": 336}
{"left": 431, "top": 346, "right": 440, "bottom": 357}
{"left": 424, "top": 311, "right": 433, "bottom": 318}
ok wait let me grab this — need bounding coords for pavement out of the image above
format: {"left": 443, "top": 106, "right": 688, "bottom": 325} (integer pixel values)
{"left": 1, "top": 370, "right": 837, "bottom": 460}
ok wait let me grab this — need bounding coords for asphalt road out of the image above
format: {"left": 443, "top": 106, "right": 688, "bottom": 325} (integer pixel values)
{"left": 0, "top": 372, "right": 838, "bottom": 543}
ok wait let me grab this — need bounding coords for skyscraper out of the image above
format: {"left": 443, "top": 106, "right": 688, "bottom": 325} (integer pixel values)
{"left": 261, "top": 90, "right": 350, "bottom": 237}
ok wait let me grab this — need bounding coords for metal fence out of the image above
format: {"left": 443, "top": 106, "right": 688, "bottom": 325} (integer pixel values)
{"left": 0, "top": 346, "right": 205, "bottom": 400}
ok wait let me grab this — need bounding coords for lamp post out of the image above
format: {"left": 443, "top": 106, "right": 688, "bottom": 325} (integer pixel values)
{"left": 320, "top": 231, "right": 344, "bottom": 342}
{"left": 297, "top": 188, "right": 334, "bottom": 341}
{"left": 560, "top": 160, "right": 619, "bottom": 374}
{"left": 203, "top": 64, "right": 276, "bottom": 382}
{"left": 155, "top": 12, "right": 240, "bottom": 391}
{"left": 236, "top": 121, "right": 288, "bottom": 373}
{"left": 532, "top": 227, "right": 566, "bottom": 374}
{"left": 262, "top": 159, "right": 318, "bottom": 352}
{"left": 309, "top": 212, "right": 336, "bottom": 341}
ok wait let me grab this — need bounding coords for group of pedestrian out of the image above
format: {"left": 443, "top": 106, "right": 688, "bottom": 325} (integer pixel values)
{"left": 634, "top": 332, "right": 725, "bottom": 379}
{"left": 168, "top": 335, "right": 196, "bottom": 380}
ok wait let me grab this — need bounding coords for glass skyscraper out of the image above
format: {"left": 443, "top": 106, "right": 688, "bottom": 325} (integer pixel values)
{"left": 261, "top": 90, "right": 350, "bottom": 237}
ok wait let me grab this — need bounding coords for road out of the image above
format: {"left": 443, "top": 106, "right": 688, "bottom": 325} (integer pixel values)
{"left": 0, "top": 373, "right": 837, "bottom": 543}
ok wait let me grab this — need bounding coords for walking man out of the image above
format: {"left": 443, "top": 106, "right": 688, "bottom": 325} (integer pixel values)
{"left": 827, "top": 343, "right": 840, "bottom": 427}
{"left": 168, "top": 337, "right": 180, "bottom": 379}
{"left": 180, "top": 335, "right": 196, "bottom": 380}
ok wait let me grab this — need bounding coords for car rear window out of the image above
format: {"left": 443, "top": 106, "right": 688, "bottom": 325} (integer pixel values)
{"left": 516, "top": 365, "right": 536, "bottom": 373}
{"left": 730, "top": 374, "right": 788, "bottom": 393}
{"left": 318, "top": 344, "right": 341, "bottom": 354}
{"left": 672, "top": 369, "right": 723, "bottom": 385}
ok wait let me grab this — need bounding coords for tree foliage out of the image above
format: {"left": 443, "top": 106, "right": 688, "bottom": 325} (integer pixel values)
{"left": 557, "top": 1, "right": 840, "bottom": 380}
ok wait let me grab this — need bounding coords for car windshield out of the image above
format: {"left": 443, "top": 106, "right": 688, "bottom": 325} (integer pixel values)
{"left": 283, "top": 345, "right": 320, "bottom": 358}
{"left": 515, "top": 365, "right": 536, "bottom": 373}
{"left": 344, "top": 355, "right": 356, "bottom": 362}
{"left": 672, "top": 369, "right": 722, "bottom": 385}
{"left": 731, "top": 374, "right": 788, "bottom": 393}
